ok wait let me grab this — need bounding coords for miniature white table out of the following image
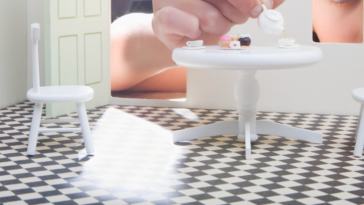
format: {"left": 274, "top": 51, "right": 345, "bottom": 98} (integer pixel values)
{"left": 172, "top": 45, "right": 323, "bottom": 159}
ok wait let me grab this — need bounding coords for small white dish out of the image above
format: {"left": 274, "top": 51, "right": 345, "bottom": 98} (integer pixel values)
{"left": 278, "top": 38, "right": 296, "bottom": 46}
{"left": 220, "top": 47, "right": 250, "bottom": 50}
{"left": 186, "top": 40, "right": 203, "bottom": 47}
{"left": 183, "top": 46, "right": 205, "bottom": 50}
{"left": 278, "top": 44, "right": 299, "bottom": 49}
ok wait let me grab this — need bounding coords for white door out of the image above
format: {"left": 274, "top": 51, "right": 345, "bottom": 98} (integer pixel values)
{"left": 44, "top": 0, "right": 110, "bottom": 117}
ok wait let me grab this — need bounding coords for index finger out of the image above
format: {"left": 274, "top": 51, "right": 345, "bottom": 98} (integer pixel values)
{"left": 227, "top": 0, "right": 264, "bottom": 18}
{"left": 227, "top": 0, "right": 285, "bottom": 18}
{"left": 272, "top": 0, "right": 285, "bottom": 9}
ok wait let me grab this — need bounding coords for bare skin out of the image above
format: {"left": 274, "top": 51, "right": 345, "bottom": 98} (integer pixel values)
{"left": 313, "top": 0, "right": 363, "bottom": 43}
{"left": 111, "top": 0, "right": 285, "bottom": 92}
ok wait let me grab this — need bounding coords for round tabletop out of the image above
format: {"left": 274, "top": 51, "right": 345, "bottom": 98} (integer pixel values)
{"left": 172, "top": 45, "right": 322, "bottom": 70}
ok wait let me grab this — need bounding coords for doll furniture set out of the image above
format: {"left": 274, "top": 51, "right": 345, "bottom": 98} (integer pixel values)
{"left": 27, "top": 5, "right": 364, "bottom": 159}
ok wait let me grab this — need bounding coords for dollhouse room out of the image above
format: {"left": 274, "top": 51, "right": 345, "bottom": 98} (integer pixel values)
{"left": 0, "top": 0, "right": 364, "bottom": 204}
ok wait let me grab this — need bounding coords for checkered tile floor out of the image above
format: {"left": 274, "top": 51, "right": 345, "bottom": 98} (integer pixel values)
{"left": 0, "top": 101, "right": 363, "bottom": 205}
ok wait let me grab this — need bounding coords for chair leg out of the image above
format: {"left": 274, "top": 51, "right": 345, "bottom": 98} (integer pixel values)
{"left": 76, "top": 102, "right": 95, "bottom": 155}
{"left": 354, "top": 103, "right": 364, "bottom": 157}
{"left": 27, "top": 103, "right": 43, "bottom": 156}
{"left": 355, "top": 104, "right": 364, "bottom": 141}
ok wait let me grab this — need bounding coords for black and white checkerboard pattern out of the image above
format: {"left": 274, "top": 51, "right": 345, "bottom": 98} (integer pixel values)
{"left": 0, "top": 101, "right": 363, "bottom": 205}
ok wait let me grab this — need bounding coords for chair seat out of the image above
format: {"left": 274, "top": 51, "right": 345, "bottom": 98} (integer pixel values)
{"left": 352, "top": 88, "right": 364, "bottom": 103}
{"left": 27, "top": 85, "right": 94, "bottom": 103}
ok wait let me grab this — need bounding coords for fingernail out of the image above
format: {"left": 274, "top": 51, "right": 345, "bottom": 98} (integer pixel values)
{"left": 251, "top": 5, "right": 263, "bottom": 17}
{"left": 194, "top": 29, "right": 201, "bottom": 38}
{"left": 189, "top": 29, "right": 201, "bottom": 39}
{"left": 260, "top": 0, "right": 273, "bottom": 9}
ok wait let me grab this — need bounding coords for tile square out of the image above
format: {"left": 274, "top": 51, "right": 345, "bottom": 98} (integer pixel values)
{"left": 46, "top": 195, "right": 71, "bottom": 203}
{"left": 17, "top": 193, "right": 43, "bottom": 200}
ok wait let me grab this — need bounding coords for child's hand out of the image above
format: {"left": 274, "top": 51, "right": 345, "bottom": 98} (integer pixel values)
{"left": 152, "top": 0, "right": 285, "bottom": 50}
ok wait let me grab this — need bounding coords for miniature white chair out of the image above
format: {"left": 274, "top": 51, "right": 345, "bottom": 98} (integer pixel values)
{"left": 27, "top": 23, "right": 95, "bottom": 156}
{"left": 352, "top": 88, "right": 364, "bottom": 157}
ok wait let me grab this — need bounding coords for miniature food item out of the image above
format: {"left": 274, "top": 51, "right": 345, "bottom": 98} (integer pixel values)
{"left": 219, "top": 35, "right": 232, "bottom": 48}
{"left": 239, "top": 34, "right": 251, "bottom": 47}
{"left": 230, "top": 41, "right": 241, "bottom": 49}
{"left": 231, "top": 34, "right": 239, "bottom": 41}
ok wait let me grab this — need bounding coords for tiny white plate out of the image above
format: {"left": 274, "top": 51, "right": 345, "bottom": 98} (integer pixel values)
{"left": 278, "top": 44, "right": 300, "bottom": 49}
{"left": 183, "top": 46, "right": 205, "bottom": 50}
{"left": 220, "top": 47, "right": 250, "bottom": 50}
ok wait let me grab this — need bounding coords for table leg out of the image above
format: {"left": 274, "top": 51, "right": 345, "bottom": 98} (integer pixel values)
{"left": 235, "top": 70, "right": 259, "bottom": 142}
{"left": 173, "top": 120, "right": 238, "bottom": 142}
{"left": 256, "top": 120, "right": 322, "bottom": 143}
{"left": 245, "top": 121, "right": 251, "bottom": 159}
{"left": 172, "top": 70, "right": 323, "bottom": 159}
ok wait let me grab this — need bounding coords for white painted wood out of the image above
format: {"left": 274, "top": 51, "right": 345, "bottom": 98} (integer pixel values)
{"left": 245, "top": 121, "right": 251, "bottom": 160}
{"left": 31, "top": 24, "right": 41, "bottom": 93}
{"left": 38, "top": 128, "right": 82, "bottom": 133}
{"left": 352, "top": 88, "right": 364, "bottom": 157}
{"left": 27, "top": 85, "right": 94, "bottom": 103}
{"left": 28, "top": 0, "right": 45, "bottom": 90}
{"left": 173, "top": 121, "right": 238, "bottom": 142}
{"left": 235, "top": 71, "right": 259, "bottom": 142}
{"left": 59, "top": 36, "right": 78, "bottom": 85}
{"left": 58, "top": 0, "right": 77, "bottom": 19}
{"left": 27, "top": 103, "right": 43, "bottom": 156}
{"left": 27, "top": 28, "right": 95, "bottom": 156}
{"left": 84, "top": 0, "right": 101, "bottom": 17}
{"left": 44, "top": 0, "right": 110, "bottom": 117}
{"left": 172, "top": 45, "right": 323, "bottom": 159}
{"left": 76, "top": 102, "right": 95, "bottom": 154}
{"left": 172, "top": 45, "right": 323, "bottom": 70}
{"left": 354, "top": 105, "right": 364, "bottom": 157}
{"left": 355, "top": 104, "right": 363, "bottom": 141}
{"left": 173, "top": 120, "right": 322, "bottom": 143}
{"left": 41, "top": 118, "right": 79, "bottom": 124}
{"left": 256, "top": 121, "right": 322, "bottom": 144}
{"left": 84, "top": 33, "right": 102, "bottom": 84}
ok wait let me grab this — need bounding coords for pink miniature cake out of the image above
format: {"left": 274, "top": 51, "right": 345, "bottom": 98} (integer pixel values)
{"left": 219, "top": 35, "right": 232, "bottom": 48}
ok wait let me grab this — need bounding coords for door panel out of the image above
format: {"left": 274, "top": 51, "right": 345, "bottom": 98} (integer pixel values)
{"left": 84, "top": 33, "right": 102, "bottom": 85}
{"left": 44, "top": 0, "right": 110, "bottom": 117}
{"left": 58, "top": 0, "right": 77, "bottom": 19}
{"left": 59, "top": 35, "right": 78, "bottom": 85}
{"left": 84, "top": 0, "right": 101, "bottom": 17}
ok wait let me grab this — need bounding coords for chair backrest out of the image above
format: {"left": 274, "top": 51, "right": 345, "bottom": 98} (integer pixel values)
{"left": 31, "top": 23, "right": 40, "bottom": 93}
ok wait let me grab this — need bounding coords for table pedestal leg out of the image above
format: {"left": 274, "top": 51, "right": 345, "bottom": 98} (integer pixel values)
{"left": 172, "top": 70, "right": 322, "bottom": 159}
{"left": 235, "top": 71, "right": 260, "bottom": 159}
{"left": 235, "top": 71, "right": 259, "bottom": 144}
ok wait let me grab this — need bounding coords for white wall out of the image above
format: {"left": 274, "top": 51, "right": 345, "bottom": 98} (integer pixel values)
{"left": 0, "top": 1, "right": 27, "bottom": 109}
{"left": 185, "top": 0, "right": 364, "bottom": 116}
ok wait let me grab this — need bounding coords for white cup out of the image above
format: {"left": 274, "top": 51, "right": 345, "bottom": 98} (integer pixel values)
{"left": 187, "top": 40, "right": 203, "bottom": 47}
{"left": 278, "top": 38, "right": 295, "bottom": 46}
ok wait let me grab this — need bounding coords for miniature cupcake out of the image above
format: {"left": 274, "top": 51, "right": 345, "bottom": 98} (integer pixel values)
{"left": 239, "top": 34, "right": 251, "bottom": 47}
{"left": 219, "top": 35, "right": 232, "bottom": 48}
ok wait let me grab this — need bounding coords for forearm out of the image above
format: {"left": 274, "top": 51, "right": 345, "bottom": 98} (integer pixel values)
{"left": 110, "top": 13, "right": 177, "bottom": 91}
